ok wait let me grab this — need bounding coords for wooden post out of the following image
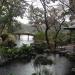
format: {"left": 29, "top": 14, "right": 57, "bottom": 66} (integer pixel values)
{"left": 28, "top": 34, "right": 29, "bottom": 41}
{"left": 18, "top": 34, "right": 20, "bottom": 40}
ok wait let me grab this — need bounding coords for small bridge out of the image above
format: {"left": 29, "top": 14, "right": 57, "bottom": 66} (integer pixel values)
{"left": 13, "top": 32, "right": 35, "bottom": 41}
{"left": 13, "top": 24, "right": 36, "bottom": 41}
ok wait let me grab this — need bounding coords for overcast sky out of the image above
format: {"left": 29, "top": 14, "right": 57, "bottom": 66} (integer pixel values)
{"left": 16, "top": 0, "right": 42, "bottom": 24}
{"left": 16, "top": 0, "right": 69, "bottom": 24}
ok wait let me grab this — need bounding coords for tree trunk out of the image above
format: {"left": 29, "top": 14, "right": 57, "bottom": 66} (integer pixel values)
{"left": 45, "top": 26, "right": 50, "bottom": 49}
{"left": 54, "top": 34, "right": 58, "bottom": 50}
{"left": 41, "top": 0, "right": 50, "bottom": 49}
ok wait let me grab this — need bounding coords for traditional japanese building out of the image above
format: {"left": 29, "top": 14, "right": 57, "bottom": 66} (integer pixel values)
{"left": 69, "top": 0, "right": 75, "bottom": 26}
{"left": 13, "top": 24, "right": 36, "bottom": 47}
{"left": 64, "top": 0, "right": 75, "bottom": 43}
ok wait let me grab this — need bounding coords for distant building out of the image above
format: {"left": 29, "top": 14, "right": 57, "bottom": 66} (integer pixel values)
{"left": 13, "top": 24, "right": 36, "bottom": 47}
{"left": 64, "top": 0, "right": 75, "bottom": 43}
{"left": 69, "top": 0, "right": 75, "bottom": 26}
{"left": 69, "top": 0, "right": 75, "bottom": 12}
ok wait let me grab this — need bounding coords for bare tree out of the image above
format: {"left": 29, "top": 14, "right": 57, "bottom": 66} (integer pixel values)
{"left": 40, "top": 0, "right": 51, "bottom": 49}
{"left": 28, "top": 4, "right": 44, "bottom": 32}
{"left": 28, "top": 0, "right": 71, "bottom": 50}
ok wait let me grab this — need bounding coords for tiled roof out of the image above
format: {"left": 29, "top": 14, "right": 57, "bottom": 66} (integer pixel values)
{"left": 14, "top": 24, "right": 36, "bottom": 35}
{"left": 64, "top": 25, "right": 75, "bottom": 30}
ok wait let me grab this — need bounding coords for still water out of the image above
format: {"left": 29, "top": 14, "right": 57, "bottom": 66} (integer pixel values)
{"left": 0, "top": 35, "right": 71, "bottom": 75}
{"left": 0, "top": 54, "right": 71, "bottom": 75}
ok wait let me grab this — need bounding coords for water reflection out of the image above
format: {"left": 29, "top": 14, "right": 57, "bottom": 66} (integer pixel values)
{"left": 33, "top": 54, "right": 70, "bottom": 75}
{"left": 0, "top": 54, "right": 71, "bottom": 75}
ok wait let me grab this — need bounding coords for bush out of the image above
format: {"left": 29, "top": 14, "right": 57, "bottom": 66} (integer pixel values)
{"left": 35, "top": 32, "right": 45, "bottom": 42}
{"left": 18, "top": 44, "right": 32, "bottom": 55}
{"left": 31, "top": 42, "right": 48, "bottom": 54}
{"left": 0, "top": 44, "right": 33, "bottom": 61}
{"left": 1, "top": 33, "right": 16, "bottom": 48}
{"left": 0, "top": 46, "right": 18, "bottom": 59}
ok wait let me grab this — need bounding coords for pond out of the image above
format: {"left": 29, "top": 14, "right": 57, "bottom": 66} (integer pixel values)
{"left": 0, "top": 54, "right": 71, "bottom": 75}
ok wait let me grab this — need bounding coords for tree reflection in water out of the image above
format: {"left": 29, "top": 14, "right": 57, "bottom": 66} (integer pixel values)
{"left": 33, "top": 54, "right": 55, "bottom": 75}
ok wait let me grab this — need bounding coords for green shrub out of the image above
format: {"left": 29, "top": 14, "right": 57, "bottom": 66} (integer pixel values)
{"left": 0, "top": 44, "right": 32, "bottom": 60}
{"left": 0, "top": 46, "right": 18, "bottom": 58}
{"left": 1, "top": 33, "right": 16, "bottom": 48}
{"left": 19, "top": 44, "right": 32, "bottom": 55}
{"left": 31, "top": 42, "right": 48, "bottom": 54}
{"left": 35, "top": 32, "right": 45, "bottom": 42}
